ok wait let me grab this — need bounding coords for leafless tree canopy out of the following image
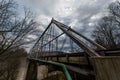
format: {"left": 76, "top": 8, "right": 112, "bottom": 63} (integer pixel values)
{"left": 0, "top": 0, "right": 39, "bottom": 57}
{"left": 0, "top": 0, "right": 39, "bottom": 79}
{"left": 93, "top": 1, "right": 120, "bottom": 49}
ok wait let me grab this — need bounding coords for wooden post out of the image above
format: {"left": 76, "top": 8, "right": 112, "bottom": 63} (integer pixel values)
{"left": 66, "top": 54, "right": 69, "bottom": 63}
{"left": 50, "top": 57, "right": 53, "bottom": 60}
{"left": 46, "top": 57, "right": 48, "bottom": 60}
{"left": 90, "top": 56, "right": 120, "bottom": 80}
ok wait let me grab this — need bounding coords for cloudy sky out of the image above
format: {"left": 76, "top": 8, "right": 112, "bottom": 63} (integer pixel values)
{"left": 16, "top": 0, "right": 119, "bottom": 39}
{"left": 16, "top": 0, "right": 118, "bottom": 37}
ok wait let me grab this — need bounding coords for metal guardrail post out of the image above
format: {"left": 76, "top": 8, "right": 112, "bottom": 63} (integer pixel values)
{"left": 29, "top": 58, "right": 72, "bottom": 80}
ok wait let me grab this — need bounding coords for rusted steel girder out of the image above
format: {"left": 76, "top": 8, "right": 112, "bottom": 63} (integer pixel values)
{"left": 52, "top": 19, "right": 100, "bottom": 57}
{"left": 68, "top": 28, "right": 106, "bottom": 50}
{"left": 52, "top": 19, "right": 106, "bottom": 50}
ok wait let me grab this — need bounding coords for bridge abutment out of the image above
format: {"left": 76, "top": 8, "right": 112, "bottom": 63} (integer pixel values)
{"left": 90, "top": 56, "right": 120, "bottom": 80}
{"left": 16, "top": 58, "right": 28, "bottom": 80}
{"left": 37, "top": 65, "right": 48, "bottom": 80}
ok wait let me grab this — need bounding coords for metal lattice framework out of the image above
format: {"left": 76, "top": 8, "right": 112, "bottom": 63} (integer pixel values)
{"left": 30, "top": 18, "right": 106, "bottom": 58}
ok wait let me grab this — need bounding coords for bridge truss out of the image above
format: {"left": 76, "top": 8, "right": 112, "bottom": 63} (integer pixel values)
{"left": 30, "top": 18, "right": 106, "bottom": 58}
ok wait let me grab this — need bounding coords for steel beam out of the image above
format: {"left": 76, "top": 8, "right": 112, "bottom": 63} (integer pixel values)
{"left": 52, "top": 19, "right": 100, "bottom": 57}
{"left": 52, "top": 19, "right": 106, "bottom": 50}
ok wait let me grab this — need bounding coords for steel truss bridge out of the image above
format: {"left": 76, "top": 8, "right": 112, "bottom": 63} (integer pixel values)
{"left": 25, "top": 19, "right": 120, "bottom": 80}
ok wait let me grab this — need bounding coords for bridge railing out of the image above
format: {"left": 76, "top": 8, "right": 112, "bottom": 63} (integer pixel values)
{"left": 28, "top": 58, "right": 72, "bottom": 80}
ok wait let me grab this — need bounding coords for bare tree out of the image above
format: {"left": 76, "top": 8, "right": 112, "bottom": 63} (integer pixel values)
{"left": 0, "top": 0, "right": 39, "bottom": 58}
{"left": 93, "top": 1, "right": 120, "bottom": 49}
{"left": 0, "top": 0, "right": 40, "bottom": 80}
{"left": 108, "top": 1, "right": 120, "bottom": 45}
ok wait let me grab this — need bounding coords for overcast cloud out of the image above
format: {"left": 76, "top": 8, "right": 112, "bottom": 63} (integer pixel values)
{"left": 16, "top": 0, "right": 118, "bottom": 38}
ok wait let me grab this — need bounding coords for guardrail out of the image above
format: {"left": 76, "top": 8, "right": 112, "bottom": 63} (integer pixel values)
{"left": 29, "top": 58, "right": 72, "bottom": 80}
